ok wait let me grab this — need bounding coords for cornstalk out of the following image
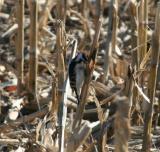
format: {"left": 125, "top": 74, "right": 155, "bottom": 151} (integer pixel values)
{"left": 114, "top": 97, "right": 130, "bottom": 152}
{"left": 56, "top": 4, "right": 66, "bottom": 109}
{"left": 142, "top": 2, "right": 160, "bottom": 151}
{"left": 103, "top": 0, "right": 114, "bottom": 82}
{"left": 111, "top": 0, "right": 118, "bottom": 55}
{"left": 137, "top": 0, "right": 148, "bottom": 67}
{"left": 129, "top": 1, "right": 139, "bottom": 119}
{"left": 59, "top": 40, "right": 78, "bottom": 152}
{"left": 113, "top": 66, "right": 133, "bottom": 152}
{"left": 98, "top": 113, "right": 109, "bottom": 152}
{"left": 56, "top": 0, "right": 67, "bottom": 61}
{"left": 56, "top": 1, "right": 66, "bottom": 152}
{"left": 57, "top": 0, "right": 67, "bottom": 23}
{"left": 28, "top": 0, "right": 38, "bottom": 97}
{"left": 16, "top": 0, "right": 24, "bottom": 94}
{"left": 137, "top": 0, "right": 148, "bottom": 95}
{"left": 144, "top": 0, "right": 148, "bottom": 54}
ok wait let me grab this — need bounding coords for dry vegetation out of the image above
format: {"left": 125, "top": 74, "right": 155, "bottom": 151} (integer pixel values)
{"left": 0, "top": 0, "right": 160, "bottom": 152}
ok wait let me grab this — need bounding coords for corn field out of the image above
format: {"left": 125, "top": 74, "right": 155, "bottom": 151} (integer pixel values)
{"left": 0, "top": 0, "right": 160, "bottom": 152}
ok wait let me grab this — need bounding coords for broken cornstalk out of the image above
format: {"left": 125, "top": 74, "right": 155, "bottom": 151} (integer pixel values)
{"left": 16, "top": 0, "right": 24, "bottom": 94}
{"left": 114, "top": 96, "right": 130, "bottom": 152}
{"left": 28, "top": 0, "right": 38, "bottom": 99}
{"left": 137, "top": 0, "right": 148, "bottom": 67}
{"left": 142, "top": 2, "right": 160, "bottom": 152}
{"left": 58, "top": 40, "right": 78, "bottom": 152}
{"left": 103, "top": 0, "right": 114, "bottom": 82}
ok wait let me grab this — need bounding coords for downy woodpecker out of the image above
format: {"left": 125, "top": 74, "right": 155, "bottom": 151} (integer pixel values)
{"left": 69, "top": 52, "right": 88, "bottom": 104}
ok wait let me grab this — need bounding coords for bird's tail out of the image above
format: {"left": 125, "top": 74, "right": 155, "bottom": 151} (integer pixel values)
{"left": 74, "top": 88, "right": 80, "bottom": 104}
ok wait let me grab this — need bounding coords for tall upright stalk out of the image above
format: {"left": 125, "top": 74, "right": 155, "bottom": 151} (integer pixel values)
{"left": 56, "top": 3, "right": 66, "bottom": 105}
{"left": 114, "top": 97, "right": 130, "bottom": 152}
{"left": 142, "top": 2, "right": 160, "bottom": 151}
{"left": 28, "top": 0, "right": 38, "bottom": 97}
{"left": 113, "top": 66, "right": 133, "bottom": 152}
{"left": 58, "top": 40, "right": 77, "bottom": 152}
{"left": 137, "top": 0, "right": 148, "bottom": 120}
{"left": 129, "top": 2, "right": 138, "bottom": 69}
{"left": 144, "top": 0, "right": 148, "bottom": 53}
{"left": 129, "top": 1, "right": 139, "bottom": 118}
{"left": 56, "top": 1, "right": 66, "bottom": 152}
{"left": 137, "top": 0, "right": 148, "bottom": 67}
{"left": 103, "top": 0, "right": 114, "bottom": 82}
{"left": 16, "top": 0, "right": 24, "bottom": 94}
{"left": 57, "top": 0, "right": 67, "bottom": 23}
{"left": 111, "top": 0, "right": 118, "bottom": 56}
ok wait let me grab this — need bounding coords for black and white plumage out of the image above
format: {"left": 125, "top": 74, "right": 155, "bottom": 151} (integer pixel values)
{"left": 69, "top": 52, "right": 88, "bottom": 104}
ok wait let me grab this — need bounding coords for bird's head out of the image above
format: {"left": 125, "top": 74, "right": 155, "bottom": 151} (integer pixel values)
{"left": 75, "top": 52, "right": 88, "bottom": 63}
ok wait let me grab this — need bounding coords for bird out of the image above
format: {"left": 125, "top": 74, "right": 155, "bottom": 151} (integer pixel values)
{"left": 69, "top": 52, "right": 88, "bottom": 104}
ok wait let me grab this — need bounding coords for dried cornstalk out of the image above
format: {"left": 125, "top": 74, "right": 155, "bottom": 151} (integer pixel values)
{"left": 114, "top": 66, "right": 133, "bottom": 152}
{"left": 137, "top": 0, "right": 148, "bottom": 66}
{"left": 137, "top": 0, "right": 148, "bottom": 105}
{"left": 114, "top": 96, "right": 130, "bottom": 152}
{"left": 16, "top": 0, "right": 24, "bottom": 94}
{"left": 111, "top": 0, "right": 118, "bottom": 55}
{"left": 58, "top": 40, "right": 77, "bottom": 152}
{"left": 103, "top": 0, "right": 114, "bottom": 81}
{"left": 142, "top": 2, "right": 160, "bottom": 151}
{"left": 56, "top": 2, "right": 67, "bottom": 151}
{"left": 56, "top": 4, "right": 65, "bottom": 109}
{"left": 94, "top": 96, "right": 108, "bottom": 152}
{"left": 57, "top": 41, "right": 65, "bottom": 151}
{"left": 144, "top": 0, "right": 148, "bottom": 51}
{"left": 28, "top": 0, "right": 38, "bottom": 96}
{"left": 98, "top": 112, "right": 109, "bottom": 152}
{"left": 129, "top": 1, "right": 138, "bottom": 71}
{"left": 57, "top": 0, "right": 67, "bottom": 22}
{"left": 129, "top": 1, "right": 140, "bottom": 123}
{"left": 67, "top": 121, "right": 92, "bottom": 152}
{"left": 55, "top": 6, "right": 66, "bottom": 107}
